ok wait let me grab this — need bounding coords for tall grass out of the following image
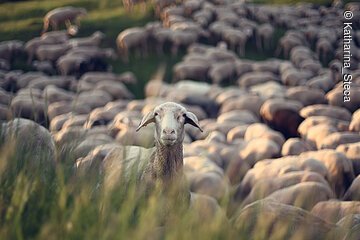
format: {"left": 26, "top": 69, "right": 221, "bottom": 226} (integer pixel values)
{"left": 0, "top": 136, "right": 237, "bottom": 240}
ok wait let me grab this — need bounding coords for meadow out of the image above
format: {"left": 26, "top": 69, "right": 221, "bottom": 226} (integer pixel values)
{"left": 0, "top": 0, "right": 353, "bottom": 239}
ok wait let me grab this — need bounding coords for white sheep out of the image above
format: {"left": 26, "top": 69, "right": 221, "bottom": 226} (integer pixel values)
{"left": 68, "top": 31, "right": 105, "bottom": 47}
{"left": 116, "top": 27, "right": 148, "bottom": 62}
{"left": 79, "top": 102, "right": 203, "bottom": 183}
{"left": 42, "top": 6, "right": 87, "bottom": 34}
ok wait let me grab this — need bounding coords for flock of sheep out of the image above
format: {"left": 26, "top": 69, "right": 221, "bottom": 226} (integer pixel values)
{"left": 1, "top": 0, "right": 360, "bottom": 239}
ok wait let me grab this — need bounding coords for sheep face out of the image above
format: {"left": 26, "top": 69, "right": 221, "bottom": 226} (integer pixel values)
{"left": 136, "top": 102, "right": 202, "bottom": 146}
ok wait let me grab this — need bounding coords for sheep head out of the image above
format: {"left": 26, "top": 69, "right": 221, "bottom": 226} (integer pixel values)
{"left": 136, "top": 102, "right": 202, "bottom": 146}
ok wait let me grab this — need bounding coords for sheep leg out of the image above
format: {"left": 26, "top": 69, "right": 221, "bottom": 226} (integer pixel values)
{"left": 122, "top": 48, "right": 129, "bottom": 63}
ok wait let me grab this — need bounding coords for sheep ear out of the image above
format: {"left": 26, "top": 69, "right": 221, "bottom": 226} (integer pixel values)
{"left": 136, "top": 111, "right": 155, "bottom": 132}
{"left": 185, "top": 111, "right": 203, "bottom": 132}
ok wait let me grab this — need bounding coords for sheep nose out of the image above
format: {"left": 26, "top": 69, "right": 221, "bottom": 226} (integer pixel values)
{"left": 162, "top": 128, "right": 175, "bottom": 135}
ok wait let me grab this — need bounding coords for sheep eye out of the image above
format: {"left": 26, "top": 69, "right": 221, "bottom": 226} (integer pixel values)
{"left": 154, "top": 112, "right": 159, "bottom": 116}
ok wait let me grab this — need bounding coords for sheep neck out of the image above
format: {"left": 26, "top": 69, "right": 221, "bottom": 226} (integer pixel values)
{"left": 152, "top": 141, "right": 183, "bottom": 182}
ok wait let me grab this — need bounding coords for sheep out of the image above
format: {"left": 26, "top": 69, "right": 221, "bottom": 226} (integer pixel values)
{"left": 298, "top": 116, "right": 349, "bottom": 137}
{"left": 219, "top": 94, "right": 265, "bottom": 118}
{"left": 47, "top": 101, "right": 91, "bottom": 122}
{"left": 32, "top": 60, "right": 56, "bottom": 75}
{"left": 311, "top": 201, "right": 360, "bottom": 224}
{"left": 286, "top": 86, "right": 326, "bottom": 106}
{"left": 249, "top": 81, "right": 286, "bottom": 99}
{"left": 240, "top": 138, "right": 281, "bottom": 166}
{"left": 116, "top": 27, "right": 149, "bottom": 62}
{"left": 256, "top": 23, "right": 274, "bottom": 51}
{"left": 42, "top": 6, "right": 87, "bottom": 34}
{"left": 235, "top": 156, "right": 329, "bottom": 201}
{"left": 80, "top": 71, "right": 137, "bottom": 84}
{"left": 281, "top": 138, "right": 313, "bottom": 156}
{"left": 169, "top": 30, "right": 199, "bottom": 56}
{"left": 0, "top": 118, "right": 56, "bottom": 181}
{"left": 336, "top": 142, "right": 360, "bottom": 175}
{"left": 260, "top": 99, "right": 304, "bottom": 138}
{"left": 264, "top": 182, "right": 334, "bottom": 211}
{"left": 343, "top": 175, "right": 360, "bottom": 201}
{"left": 319, "top": 132, "right": 360, "bottom": 150}
{"left": 10, "top": 95, "right": 47, "bottom": 126}
{"left": 326, "top": 86, "right": 360, "bottom": 112}
{"left": 221, "top": 28, "right": 252, "bottom": 56}
{"left": 173, "top": 61, "right": 209, "bottom": 82}
{"left": 35, "top": 43, "right": 72, "bottom": 62}
{"left": 300, "top": 104, "right": 352, "bottom": 122}
{"left": 43, "top": 85, "right": 75, "bottom": 104}
{"left": 66, "top": 46, "right": 116, "bottom": 60}
{"left": 300, "top": 150, "right": 355, "bottom": 197}
{"left": 231, "top": 200, "right": 340, "bottom": 240}
{"left": 97, "top": 102, "right": 203, "bottom": 187}
{"left": 241, "top": 171, "right": 329, "bottom": 207}
{"left": 208, "top": 61, "right": 236, "bottom": 85}
{"left": 0, "top": 40, "right": 24, "bottom": 63}
{"left": 41, "top": 30, "right": 70, "bottom": 43}
{"left": 237, "top": 71, "right": 280, "bottom": 88}
{"left": 25, "top": 37, "right": 62, "bottom": 64}
{"left": 68, "top": 31, "right": 105, "bottom": 47}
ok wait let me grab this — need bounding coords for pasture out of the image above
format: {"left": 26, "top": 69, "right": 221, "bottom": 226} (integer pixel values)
{"left": 0, "top": 0, "right": 359, "bottom": 240}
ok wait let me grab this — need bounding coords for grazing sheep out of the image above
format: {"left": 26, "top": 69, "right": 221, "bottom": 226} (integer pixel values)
{"left": 42, "top": 6, "right": 87, "bottom": 34}
{"left": 116, "top": 27, "right": 148, "bottom": 62}
{"left": 286, "top": 86, "right": 326, "bottom": 106}
{"left": 231, "top": 200, "right": 340, "bottom": 240}
{"left": 298, "top": 116, "right": 349, "bottom": 137}
{"left": 35, "top": 43, "right": 72, "bottom": 62}
{"left": 173, "top": 61, "right": 209, "bottom": 82}
{"left": 337, "top": 142, "right": 360, "bottom": 175}
{"left": 69, "top": 31, "right": 105, "bottom": 47}
{"left": 1, "top": 118, "right": 56, "bottom": 180}
{"left": 32, "top": 60, "right": 56, "bottom": 75}
{"left": 237, "top": 71, "right": 280, "bottom": 88}
{"left": 300, "top": 150, "right": 355, "bottom": 197}
{"left": 319, "top": 132, "right": 360, "bottom": 150}
{"left": 41, "top": 30, "right": 70, "bottom": 43}
{"left": 208, "top": 61, "right": 236, "bottom": 85}
{"left": 256, "top": 23, "right": 274, "bottom": 51}
{"left": 281, "top": 138, "right": 312, "bottom": 156}
{"left": 300, "top": 104, "right": 352, "bottom": 122}
{"left": 80, "top": 71, "right": 137, "bottom": 84}
{"left": 326, "top": 86, "right": 360, "bottom": 112}
{"left": 265, "top": 182, "right": 334, "bottom": 211}
{"left": 236, "top": 156, "right": 329, "bottom": 201}
{"left": 311, "top": 201, "right": 360, "bottom": 224}
{"left": 350, "top": 109, "right": 360, "bottom": 132}
{"left": 241, "top": 171, "right": 329, "bottom": 207}
{"left": 0, "top": 40, "right": 24, "bottom": 63}
{"left": 343, "top": 175, "right": 360, "bottom": 201}
{"left": 240, "top": 138, "right": 281, "bottom": 166}
{"left": 260, "top": 99, "right": 304, "bottom": 138}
